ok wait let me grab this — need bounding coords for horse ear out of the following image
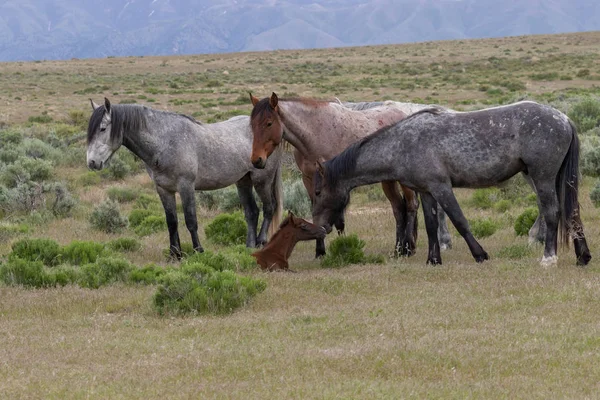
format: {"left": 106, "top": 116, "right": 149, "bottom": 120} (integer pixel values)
{"left": 288, "top": 210, "right": 295, "bottom": 218}
{"left": 269, "top": 92, "right": 278, "bottom": 109}
{"left": 249, "top": 92, "right": 260, "bottom": 106}
{"left": 90, "top": 99, "right": 100, "bottom": 111}
{"left": 104, "top": 97, "right": 111, "bottom": 114}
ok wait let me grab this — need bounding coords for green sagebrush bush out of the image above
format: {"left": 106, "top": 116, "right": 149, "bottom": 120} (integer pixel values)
{"left": 128, "top": 208, "right": 158, "bottom": 227}
{"left": 591, "top": 180, "right": 600, "bottom": 207}
{"left": 515, "top": 207, "right": 539, "bottom": 236}
{"left": 469, "top": 218, "right": 500, "bottom": 238}
{"left": 568, "top": 97, "right": 600, "bottom": 133}
{"left": 205, "top": 212, "right": 247, "bottom": 246}
{"left": 79, "top": 257, "right": 135, "bottom": 289}
{"left": 153, "top": 265, "right": 266, "bottom": 315}
{"left": 283, "top": 179, "right": 312, "bottom": 218}
{"left": 0, "top": 158, "right": 53, "bottom": 188}
{"left": 11, "top": 237, "right": 61, "bottom": 266}
{"left": 183, "top": 246, "right": 257, "bottom": 272}
{"left": 60, "top": 240, "right": 106, "bottom": 265}
{"left": 134, "top": 215, "right": 166, "bottom": 236}
{"left": 321, "top": 234, "right": 385, "bottom": 268}
{"left": 89, "top": 199, "right": 129, "bottom": 234}
{"left": 107, "top": 237, "right": 141, "bottom": 253}
{"left": 0, "top": 258, "right": 53, "bottom": 287}
{"left": 129, "top": 264, "right": 170, "bottom": 285}
{"left": 580, "top": 135, "right": 600, "bottom": 177}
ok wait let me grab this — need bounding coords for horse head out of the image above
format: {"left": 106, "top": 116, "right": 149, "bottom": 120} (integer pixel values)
{"left": 312, "top": 161, "right": 350, "bottom": 234}
{"left": 249, "top": 92, "right": 284, "bottom": 169}
{"left": 86, "top": 97, "right": 122, "bottom": 170}
{"left": 288, "top": 211, "right": 326, "bottom": 241}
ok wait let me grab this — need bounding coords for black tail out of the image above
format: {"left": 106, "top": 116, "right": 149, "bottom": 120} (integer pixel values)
{"left": 557, "top": 120, "right": 580, "bottom": 247}
{"left": 557, "top": 120, "right": 591, "bottom": 265}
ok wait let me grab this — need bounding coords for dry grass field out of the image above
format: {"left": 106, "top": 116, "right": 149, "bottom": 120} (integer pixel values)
{"left": 1, "top": 31, "right": 600, "bottom": 399}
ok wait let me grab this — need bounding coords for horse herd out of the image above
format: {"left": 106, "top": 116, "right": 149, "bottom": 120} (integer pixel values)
{"left": 86, "top": 93, "right": 592, "bottom": 270}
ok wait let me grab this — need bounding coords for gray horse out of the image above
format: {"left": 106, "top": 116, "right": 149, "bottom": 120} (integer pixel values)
{"left": 313, "top": 101, "right": 591, "bottom": 267}
{"left": 87, "top": 98, "right": 283, "bottom": 259}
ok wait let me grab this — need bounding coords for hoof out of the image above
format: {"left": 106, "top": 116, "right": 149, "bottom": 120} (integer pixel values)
{"left": 474, "top": 252, "right": 489, "bottom": 263}
{"left": 315, "top": 250, "right": 326, "bottom": 259}
{"left": 540, "top": 255, "right": 558, "bottom": 267}
{"left": 194, "top": 246, "right": 204, "bottom": 254}
{"left": 440, "top": 242, "right": 452, "bottom": 251}
{"left": 426, "top": 257, "right": 442, "bottom": 265}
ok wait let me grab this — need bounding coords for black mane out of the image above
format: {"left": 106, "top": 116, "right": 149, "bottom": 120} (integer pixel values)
{"left": 324, "top": 107, "right": 445, "bottom": 187}
{"left": 87, "top": 104, "right": 148, "bottom": 145}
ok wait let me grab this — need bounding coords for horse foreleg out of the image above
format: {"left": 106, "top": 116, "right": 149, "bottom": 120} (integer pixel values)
{"left": 156, "top": 186, "right": 182, "bottom": 260}
{"left": 253, "top": 177, "right": 275, "bottom": 247}
{"left": 420, "top": 193, "right": 442, "bottom": 265}
{"left": 382, "top": 181, "right": 410, "bottom": 256}
{"left": 430, "top": 185, "right": 489, "bottom": 263}
{"left": 178, "top": 181, "right": 203, "bottom": 254}
{"left": 236, "top": 175, "right": 260, "bottom": 248}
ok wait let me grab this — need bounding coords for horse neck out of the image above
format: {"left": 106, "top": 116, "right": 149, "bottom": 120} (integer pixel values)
{"left": 119, "top": 109, "right": 164, "bottom": 165}
{"left": 256, "top": 224, "right": 299, "bottom": 261}
{"left": 332, "top": 137, "right": 398, "bottom": 193}
{"left": 278, "top": 101, "right": 357, "bottom": 160}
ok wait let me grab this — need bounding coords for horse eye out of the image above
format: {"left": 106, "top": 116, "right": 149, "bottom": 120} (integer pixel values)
{"left": 266, "top": 122, "right": 272, "bottom": 127}
{"left": 100, "top": 127, "right": 106, "bottom": 132}
{"left": 315, "top": 189, "right": 321, "bottom": 196}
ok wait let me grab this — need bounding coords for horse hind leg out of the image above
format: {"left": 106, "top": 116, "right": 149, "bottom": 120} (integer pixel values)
{"left": 236, "top": 174, "right": 260, "bottom": 248}
{"left": 178, "top": 181, "right": 203, "bottom": 254}
{"left": 531, "top": 180, "right": 559, "bottom": 267}
{"left": 420, "top": 192, "right": 442, "bottom": 264}
{"left": 431, "top": 185, "right": 489, "bottom": 263}
{"left": 156, "top": 186, "right": 182, "bottom": 260}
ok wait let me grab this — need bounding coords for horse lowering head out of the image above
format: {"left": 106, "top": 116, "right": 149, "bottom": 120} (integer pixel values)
{"left": 312, "top": 161, "right": 350, "bottom": 234}
{"left": 249, "top": 92, "right": 284, "bottom": 169}
{"left": 86, "top": 97, "right": 121, "bottom": 170}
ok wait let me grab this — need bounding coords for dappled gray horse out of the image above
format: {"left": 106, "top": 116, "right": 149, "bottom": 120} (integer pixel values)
{"left": 87, "top": 98, "right": 283, "bottom": 259}
{"left": 313, "top": 101, "right": 591, "bottom": 267}
{"left": 343, "top": 100, "right": 453, "bottom": 250}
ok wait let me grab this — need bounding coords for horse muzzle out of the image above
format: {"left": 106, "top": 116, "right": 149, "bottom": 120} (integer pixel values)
{"left": 87, "top": 159, "right": 103, "bottom": 170}
{"left": 252, "top": 157, "right": 266, "bottom": 169}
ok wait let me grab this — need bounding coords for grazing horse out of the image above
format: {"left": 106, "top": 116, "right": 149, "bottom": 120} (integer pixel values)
{"left": 252, "top": 211, "right": 326, "bottom": 271}
{"left": 86, "top": 98, "right": 283, "bottom": 259}
{"left": 249, "top": 92, "right": 450, "bottom": 258}
{"left": 312, "top": 101, "right": 591, "bottom": 267}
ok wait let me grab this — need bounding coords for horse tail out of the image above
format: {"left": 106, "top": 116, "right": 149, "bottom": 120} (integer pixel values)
{"left": 557, "top": 119, "right": 581, "bottom": 247}
{"left": 268, "top": 157, "right": 284, "bottom": 238}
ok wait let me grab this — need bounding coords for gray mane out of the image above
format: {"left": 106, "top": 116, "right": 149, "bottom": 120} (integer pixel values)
{"left": 325, "top": 107, "right": 445, "bottom": 187}
{"left": 87, "top": 104, "right": 204, "bottom": 145}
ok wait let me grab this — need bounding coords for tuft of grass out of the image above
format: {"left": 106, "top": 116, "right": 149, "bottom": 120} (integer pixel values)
{"left": 497, "top": 244, "right": 534, "bottom": 259}
{"left": 107, "top": 237, "right": 141, "bottom": 253}
{"left": 106, "top": 187, "right": 139, "bottom": 203}
{"left": 591, "top": 180, "right": 600, "bottom": 207}
{"left": 134, "top": 215, "right": 167, "bottom": 237}
{"left": 10, "top": 238, "right": 61, "bottom": 266}
{"left": 60, "top": 240, "right": 106, "bottom": 265}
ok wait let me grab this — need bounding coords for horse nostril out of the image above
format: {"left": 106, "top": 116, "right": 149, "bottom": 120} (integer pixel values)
{"left": 253, "top": 157, "right": 265, "bottom": 169}
{"left": 88, "top": 160, "right": 96, "bottom": 169}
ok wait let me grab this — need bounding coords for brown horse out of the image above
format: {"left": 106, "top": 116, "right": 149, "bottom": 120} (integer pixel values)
{"left": 252, "top": 211, "right": 326, "bottom": 271}
{"left": 249, "top": 93, "right": 427, "bottom": 258}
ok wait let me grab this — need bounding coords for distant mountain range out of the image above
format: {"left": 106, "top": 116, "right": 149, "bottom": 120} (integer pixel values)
{"left": 1, "top": 0, "right": 599, "bottom": 61}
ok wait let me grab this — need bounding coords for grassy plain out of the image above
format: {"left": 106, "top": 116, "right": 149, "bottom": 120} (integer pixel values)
{"left": 1, "top": 31, "right": 600, "bottom": 399}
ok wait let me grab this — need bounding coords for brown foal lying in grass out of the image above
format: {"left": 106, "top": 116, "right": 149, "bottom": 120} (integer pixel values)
{"left": 252, "top": 211, "right": 326, "bottom": 271}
